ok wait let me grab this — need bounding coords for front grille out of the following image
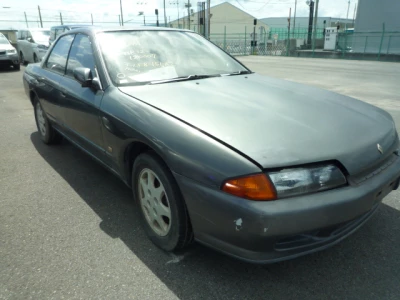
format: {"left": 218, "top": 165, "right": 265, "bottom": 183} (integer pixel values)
{"left": 0, "top": 51, "right": 6, "bottom": 55}
{"left": 350, "top": 154, "right": 397, "bottom": 185}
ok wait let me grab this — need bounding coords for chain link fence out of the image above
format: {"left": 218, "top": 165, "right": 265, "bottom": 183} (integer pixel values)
{"left": 210, "top": 26, "right": 400, "bottom": 62}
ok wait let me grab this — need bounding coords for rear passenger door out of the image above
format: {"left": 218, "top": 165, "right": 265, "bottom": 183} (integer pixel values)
{"left": 60, "top": 33, "right": 106, "bottom": 162}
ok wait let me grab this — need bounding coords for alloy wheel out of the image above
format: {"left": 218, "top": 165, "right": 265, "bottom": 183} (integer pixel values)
{"left": 138, "top": 168, "right": 172, "bottom": 236}
{"left": 35, "top": 102, "right": 46, "bottom": 137}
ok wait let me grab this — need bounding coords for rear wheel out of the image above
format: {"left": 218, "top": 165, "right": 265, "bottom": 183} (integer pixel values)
{"left": 13, "top": 63, "right": 20, "bottom": 71}
{"left": 132, "top": 153, "right": 193, "bottom": 251}
{"left": 33, "top": 53, "right": 39, "bottom": 63}
{"left": 33, "top": 97, "right": 62, "bottom": 144}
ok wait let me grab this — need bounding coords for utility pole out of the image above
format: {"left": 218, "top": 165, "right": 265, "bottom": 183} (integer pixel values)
{"left": 164, "top": 0, "right": 167, "bottom": 27}
{"left": 252, "top": 19, "right": 256, "bottom": 55}
{"left": 306, "top": 0, "right": 314, "bottom": 48}
{"left": 38, "top": 6, "right": 43, "bottom": 28}
{"left": 144, "top": 15, "right": 146, "bottom": 25}
{"left": 186, "top": 1, "right": 191, "bottom": 30}
{"left": 24, "top": 12, "right": 28, "bottom": 28}
{"left": 91, "top": 13, "right": 93, "bottom": 25}
{"left": 346, "top": 0, "right": 350, "bottom": 19}
{"left": 155, "top": 9, "right": 159, "bottom": 27}
{"left": 352, "top": 3, "right": 357, "bottom": 27}
{"left": 120, "top": 0, "right": 124, "bottom": 26}
{"left": 60, "top": 12, "right": 63, "bottom": 25}
{"left": 118, "top": 14, "right": 121, "bottom": 26}
{"left": 312, "top": 0, "right": 319, "bottom": 50}
{"left": 287, "top": 7, "right": 291, "bottom": 56}
{"left": 292, "top": 0, "right": 297, "bottom": 38}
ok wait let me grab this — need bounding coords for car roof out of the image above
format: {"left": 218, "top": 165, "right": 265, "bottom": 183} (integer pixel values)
{"left": 51, "top": 24, "right": 95, "bottom": 29}
{"left": 68, "top": 26, "right": 190, "bottom": 35}
{"left": 19, "top": 28, "right": 50, "bottom": 31}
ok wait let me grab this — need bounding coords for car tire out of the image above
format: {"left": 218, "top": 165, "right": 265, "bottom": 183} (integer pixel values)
{"left": 13, "top": 63, "right": 20, "bottom": 71}
{"left": 20, "top": 51, "right": 26, "bottom": 65}
{"left": 33, "top": 54, "right": 39, "bottom": 63}
{"left": 132, "top": 152, "right": 193, "bottom": 251}
{"left": 33, "top": 97, "right": 62, "bottom": 145}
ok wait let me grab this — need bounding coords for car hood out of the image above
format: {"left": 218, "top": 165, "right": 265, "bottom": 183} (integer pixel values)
{"left": 0, "top": 43, "right": 14, "bottom": 51}
{"left": 119, "top": 74, "right": 398, "bottom": 174}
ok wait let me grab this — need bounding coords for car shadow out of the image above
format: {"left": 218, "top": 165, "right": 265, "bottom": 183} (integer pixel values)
{"left": 0, "top": 65, "right": 20, "bottom": 72}
{"left": 31, "top": 132, "right": 400, "bottom": 299}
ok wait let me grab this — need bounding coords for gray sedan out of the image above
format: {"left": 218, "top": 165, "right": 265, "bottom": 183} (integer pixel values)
{"left": 23, "top": 27, "right": 400, "bottom": 263}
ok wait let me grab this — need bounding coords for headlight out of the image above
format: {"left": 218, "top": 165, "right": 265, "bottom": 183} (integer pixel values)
{"left": 268, "top": 164, "right": 347, "bottom": 198}
{"left": 6, "top": 49, "right": 16, "bottom": 55}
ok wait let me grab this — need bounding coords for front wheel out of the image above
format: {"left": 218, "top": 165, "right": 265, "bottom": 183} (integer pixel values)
{"left": 20, "top": 51, "right": 26, "bottom": 65}
{"left": 33, "top": 54, "right": 39, "bottom": 63}
{"left": 13, "top": 63, "right": 20, "bottom": 71}
{"left": 132, "top": 153, "right": 193, "bottom": 251}
{"left": 33, "top": 97, "right": 62, "bottom": 144}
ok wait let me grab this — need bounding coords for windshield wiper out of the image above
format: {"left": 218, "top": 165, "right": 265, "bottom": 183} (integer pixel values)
{"left": 150, "top": 74, "right": 221, "bottom": 85}
{"left": 223, "top": 70, "right": 252, "bottom": 76}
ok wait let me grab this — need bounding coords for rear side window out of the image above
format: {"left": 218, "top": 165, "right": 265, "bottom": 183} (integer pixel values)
{"left": 50, "top": 29, "right": 56, "bottom": 40}
{"left": 66, "top": 34, "right": 96, "bottom": 78}
{"left": 18, "top": 31, "right": 27, "bottom": 40}
{"left": 56, "top": 28, "right": 65, "bottom": 38}
{"left": 45, "top": 34, "right": 74, "bottom": 74}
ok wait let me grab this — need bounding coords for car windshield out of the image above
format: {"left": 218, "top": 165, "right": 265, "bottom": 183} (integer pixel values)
{"left": 96, "top": 30, "right": 249, "bottom": 86}
{"left": 0, "top": 36, "right": 9, "bottom": 45}
{"left": 32, "top": 30, "right": 50, "bottom": 44}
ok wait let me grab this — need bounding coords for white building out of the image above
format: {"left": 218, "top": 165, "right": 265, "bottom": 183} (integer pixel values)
{"left": 169, "top": 2, "right": 269, "bottom": 36}
{"left": 352, "top": 0, "right": 400, "bottom": 54}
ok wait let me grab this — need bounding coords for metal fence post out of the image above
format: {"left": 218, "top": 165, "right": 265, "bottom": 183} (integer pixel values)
{"left": 244, "top": 26, "right": 247, "bottom": 55}
{"left": 363, "top": 36, "right": 368, "bottom": 55}
{"left": 264, "top": 32, "right": 266, "bottom": 56}
{"left": 378, "top": 22, "right": 385, "bottom": 60}
{"left": 223, "top": 26, "right": 226, "bottom": 51}
{"left": 386, "top": 36, "right": 392, "bottom": 55}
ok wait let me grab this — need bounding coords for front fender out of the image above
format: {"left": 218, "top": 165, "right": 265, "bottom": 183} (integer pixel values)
{"left": 100, "top": 87, "right": 261, "bottom": 187}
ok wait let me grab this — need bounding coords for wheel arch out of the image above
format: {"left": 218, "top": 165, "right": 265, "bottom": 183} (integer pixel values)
{"left": 123, "top": 140, "right": 169, "bottom": 188}
{"left": 29, "top": 90, "right": 38, "bottom": 106}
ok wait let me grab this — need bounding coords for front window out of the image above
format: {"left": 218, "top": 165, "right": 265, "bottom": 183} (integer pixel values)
{"left": 96, "top": 30, "right": 249, "bottom": 86}
{"left": 31, "top": 30, "right": 50, "bottom": 45}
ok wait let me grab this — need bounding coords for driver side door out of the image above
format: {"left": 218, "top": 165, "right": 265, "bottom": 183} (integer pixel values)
{"left": 59, "top": 33, "right": 107, "bottom": 164}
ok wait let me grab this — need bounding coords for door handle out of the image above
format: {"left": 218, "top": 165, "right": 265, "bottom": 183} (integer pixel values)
{"left": 60, "top": 92, "right": 66, "bottom": 98}
{"left": 102, "top": 116, "right": 112, "bottom": 131}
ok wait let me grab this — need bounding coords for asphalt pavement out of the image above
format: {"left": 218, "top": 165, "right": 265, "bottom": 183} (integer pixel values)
{"left": 1, "top": 57, "right": 400, "bottom": 300}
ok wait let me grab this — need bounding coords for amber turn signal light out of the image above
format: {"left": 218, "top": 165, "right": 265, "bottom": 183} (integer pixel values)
{"left": 222, "top": 174, "right": 277, "bottom": 201}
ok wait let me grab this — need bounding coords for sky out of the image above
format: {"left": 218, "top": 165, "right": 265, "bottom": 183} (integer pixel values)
{"left": 0, "top": 0, "right": 359, "bottom": 29}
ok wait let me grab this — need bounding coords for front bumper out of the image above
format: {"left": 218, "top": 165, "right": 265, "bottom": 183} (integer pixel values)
{"left": 174, "top": 154, "right": 400, "bottom": 264}
{"left": 0, "top": 53, "right": 19, "bottom": 65}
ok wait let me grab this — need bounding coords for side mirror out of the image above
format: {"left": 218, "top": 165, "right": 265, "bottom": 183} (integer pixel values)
{"left": 73, "top": 67, "right": 101, "bottom": 90}
{"left": 73, "top": 67, "right": 93, "bottom": 87}
{"left": 27, "top": 37, "right": 33, "bottom": 43}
